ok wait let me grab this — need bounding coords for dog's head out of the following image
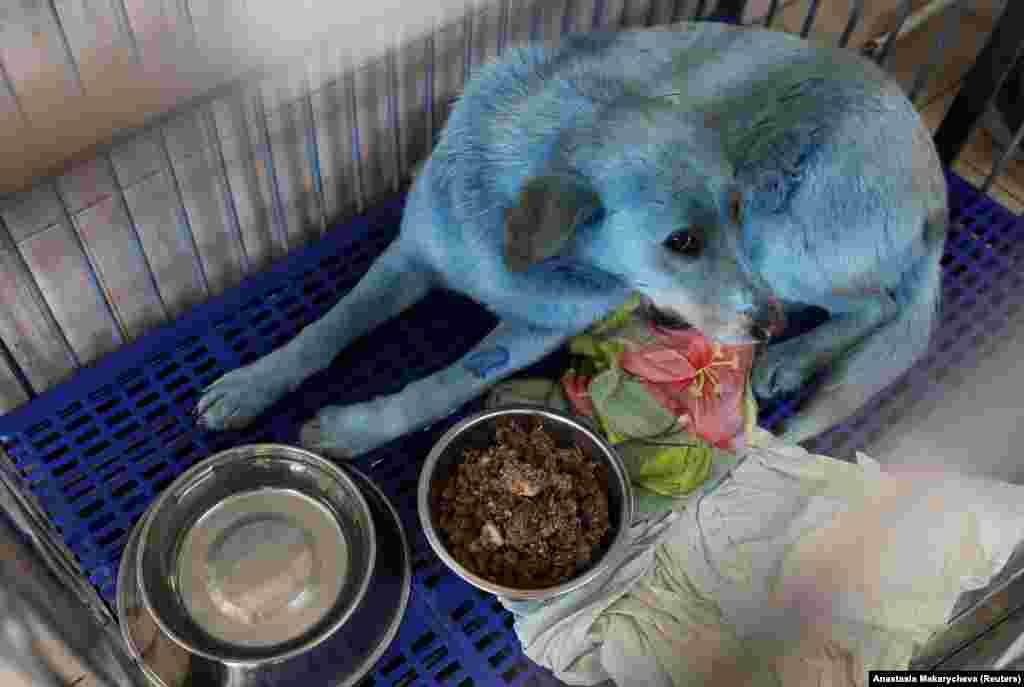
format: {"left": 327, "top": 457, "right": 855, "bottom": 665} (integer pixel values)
{"left": 503, "top": 101, "right": 786, "bottom": 345}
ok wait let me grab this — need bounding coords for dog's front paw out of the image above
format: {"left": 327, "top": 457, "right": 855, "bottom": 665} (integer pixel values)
{"left": 193, "top": 358, "right": 293, "bottom": 431}
{"left": 751, "top": 341, "right": 819, "bottom": 399}
{"left": 299, "top": 399, "right": 410, "bottom": 459}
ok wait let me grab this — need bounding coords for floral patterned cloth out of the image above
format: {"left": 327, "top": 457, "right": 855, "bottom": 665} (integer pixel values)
{"left": 560, "top": 294, "right": 758, "bottom": 452}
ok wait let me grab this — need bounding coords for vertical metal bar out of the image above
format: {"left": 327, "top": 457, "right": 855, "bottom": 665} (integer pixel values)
{"left": 908, "top": 0, "right": 963, "bottom": 106}
{"left": 101, "top": 151, "right": 172, "bottom": 326}
{"left": 111, "top": 0, "right": 143, "bottom": 64}
{"left": 345, "top": 65, "right": 366, "bottom": 214}
{"left": 202, "top": 105, "right": 252, "bottom": 270}
{"left": 51, "top": 181, "right": 127, "bottom": 345}
{"left": 0, "top": 210, "right": 81, "bottom": 372}
{"left": 983, "top": 120, "right": 1024, "bottom": 196}
{"left": 934, "top": 0, "right": 1024, "bottom": 167}
{"left": 464, "top": 11, "right": 475, "bottom": 83}
{"left": 498, "top": 0, "right": 512, "bottom": 50}
{"left": 0, "top": 334, "right": 34, "bottom": 402}
{"left": 252, "top": 89, "right": 293, "bottom": 250}
{"left": 763, "top": 0, "right": 780, "bottom": 28}
{"left": 838, "top": 0, "right": 864, "bottom": 48}
{"left": 45, "top": 0, "right": 85, "bottom": 96}
{"left": 0, "top": 58, "right": 29, "bottom": 124}
{"left": 0, "top": 218, "right": 37, "bottom": 402}
{"left": 875, "top": 0, "right": 916, "bottom": 67}
{"left": 156, "top": 127, "right": 212, "bottom": 297}
{"left": 670, "top": 0, "right": 687, "bottom": 24}
{"left": 592, "top": 0, "right": 607, "bottom": 29}
{"left": 709, "top": 0, "right": 749, "bottom": 24}
{"left": 386, "top": 49, "right": 402, "bottom": 194}
{"left": 799, "top": 0, "right": 820, "bottom": 38}
{"left": 692, "top": 0, "right": 707, "bottom": 20}
{"left": 425, "top": 30, "right": 436, "bottom": 149}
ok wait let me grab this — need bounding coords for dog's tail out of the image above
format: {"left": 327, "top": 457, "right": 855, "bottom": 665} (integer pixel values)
{"left": 782, "top": 213, "right": 947, "bottom": 445}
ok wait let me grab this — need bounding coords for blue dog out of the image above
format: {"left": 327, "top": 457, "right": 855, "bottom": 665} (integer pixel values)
{"left": 195, "top": 23, "right": 947, "bottom": 456}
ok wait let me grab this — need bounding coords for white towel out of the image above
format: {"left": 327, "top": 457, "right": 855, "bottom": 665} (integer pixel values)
{"left": 502, "top": 429, "right": 1024, "bottom": 686}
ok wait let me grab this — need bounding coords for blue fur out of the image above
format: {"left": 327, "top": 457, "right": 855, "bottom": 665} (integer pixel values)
{"left": 195, "top": 23, "right": 947, "bottom": 454}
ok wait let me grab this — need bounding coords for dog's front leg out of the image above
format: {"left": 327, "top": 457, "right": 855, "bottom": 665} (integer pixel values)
{"left": 752, "top": 295, "right": 899, "bottom": 402}
{"left": 299, "top": 320, "right": 574, "bottom": 458}
{"left": 194, "top": 241, "right": 432, "bottom": 430}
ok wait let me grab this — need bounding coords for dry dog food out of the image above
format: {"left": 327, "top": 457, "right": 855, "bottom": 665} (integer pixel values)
{"left": 432, "top": 417, "right": 612, "bottom": 588}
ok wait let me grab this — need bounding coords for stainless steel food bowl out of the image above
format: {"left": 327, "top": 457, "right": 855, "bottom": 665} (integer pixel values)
{"left": 418, "top": 406, "right": 635, "bottom": 602}
{"left": 136, "top": 444, "right": 377, "bottom": 666}
{"left": 120, "top": 458, "right": 411, "bottom": 687}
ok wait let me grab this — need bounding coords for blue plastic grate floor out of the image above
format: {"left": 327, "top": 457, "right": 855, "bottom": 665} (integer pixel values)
{"left": 0, "top": 171, "right": 1021, "bottom": 687}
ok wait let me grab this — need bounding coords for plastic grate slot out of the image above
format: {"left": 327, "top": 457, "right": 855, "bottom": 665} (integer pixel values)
{"left": 106, "top": 410, "right": 132, "bottom": 427}
{"left": 144, "top": 406, "right": 168, "bottom": 422}
{"left": 68, "top": 483, "right": 96, "bottom": 504}
{"left": 136, "top": 392, "right": 160, "bottom": 409}
{"left": 88, "top": 513, "right": 115, "bottom": 533}
{"left": 502, "top": 660, "right": 530, "bottom": 684}
{"left": 78, "top": 499, "right": 104, "bottom": 519}
{"left": 436, "top": 662, "right": 462, "bottom": 684}
{"left": 52, "top": 459, "right": 80, "bottom": 478}
{"left": 193, "top": 359, "right": 216, "bottom": 375}
{"left": 451, "top": 601, "right": 474, "bottom": 622}
{"left": 462, "top": 618, "right": 486, "bottom": 635}
{"left": 111, "top": 480, "right": 137, "bottom": 500}
{"left": 32, "top": 432, "right": 60, "bottom": 450}
{"left": 65, "top": 415, "right": 91, "bottom": 432}
{"left": 380, "top": 655, "right": 406, "bottom": 676}
{"left": 184, "top": 347, "right": 209, "bottom": 364}
{"left": 423, "top": 646, "right": 450, "bottom": 672}
{"left": 83, "top": 440, "right": 111, "bottom": 458}
{"left": 411, "top": 631, "right": 437, "bottom": 653}
{"left": 457, "top": 680, "right": 474, "bottom": 687}
{"left": 97, "top": 528, "right": 125, "bottom": 548}
{"left": 126, "top": 381, "right": 147, "bottom": 397}
{"left": 95, "top": 398, "right": 120, "bottom": 414}
{"left": 488, "top": 648, "right": 513, "bottom": 669}
{"left": 474, "top": 632, "right": 502, "bottom": 652}
{"left": 113, "top": 423, "right": 141, "bottom": 440}
{"left": 165, "top": 377, "right": 189, "bottom": 393}
{"left": 88, "top": 385, "right": 114, "bottom": 403}
{"left": 142, "top": 461, "right": 169, "bottom": 480}
{"left": 74, "top": 428, "right": 100, "bottom": 445}
{"left": 25, "top": 420, "right": 51, "bottom": 439}
{"left": 394, "top": 669, "right": 418, "bottom": 687}
{"left": 122, "top": 494, "right": 148, "bottom": 513}
{"left": 58, "top": 401, "right": 84, "bottom": 420}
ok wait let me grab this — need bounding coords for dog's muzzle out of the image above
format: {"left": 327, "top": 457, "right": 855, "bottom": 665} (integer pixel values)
{"left": 643, "top": 302, "right": 691, "bottom": 331}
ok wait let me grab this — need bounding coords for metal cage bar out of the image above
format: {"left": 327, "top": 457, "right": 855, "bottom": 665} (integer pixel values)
{"left": 934, "top": 0, "right": 1024, "bottom": 168}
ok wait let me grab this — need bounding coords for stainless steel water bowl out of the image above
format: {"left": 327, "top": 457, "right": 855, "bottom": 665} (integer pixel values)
{"left": 136, "top": 444, "right": 377, "bottom": 666}
{"left": 418, "top": 406, "right": 635, "bottom": 602}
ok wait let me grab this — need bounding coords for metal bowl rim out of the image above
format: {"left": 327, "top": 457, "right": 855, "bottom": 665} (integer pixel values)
{"left": 135, "top": 443, "right": 378, "bottom": 666}
{"left": 417, "top": 405, "right": 635, "bottom": 601}
{"left": 119, "top": 462, "right": 411, "bottom": 687}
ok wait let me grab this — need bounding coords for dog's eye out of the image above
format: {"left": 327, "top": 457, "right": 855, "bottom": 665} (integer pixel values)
{"left": 664, "top": 229, "right": 702, "bottom": 257}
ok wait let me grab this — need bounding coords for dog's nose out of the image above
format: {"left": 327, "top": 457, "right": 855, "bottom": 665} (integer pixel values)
{"left": 750, "top": 305, "right": 786, "bottom": 343}
{"left": 750, "top": 324, "right": 772, "bottom": 343}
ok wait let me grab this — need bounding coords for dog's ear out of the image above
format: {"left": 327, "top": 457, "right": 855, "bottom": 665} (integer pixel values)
{"left": 503, "top": 175, "right": 602, "bottom": 272}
